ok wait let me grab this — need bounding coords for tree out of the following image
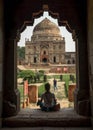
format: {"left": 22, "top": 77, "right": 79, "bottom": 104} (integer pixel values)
{"left": 17, "top": 46, "right": 25, "bottom": 59}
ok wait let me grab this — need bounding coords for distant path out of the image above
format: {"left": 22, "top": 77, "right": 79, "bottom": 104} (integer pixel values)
{"left": 48, "top": 78, "right": 73, "bottom": 108}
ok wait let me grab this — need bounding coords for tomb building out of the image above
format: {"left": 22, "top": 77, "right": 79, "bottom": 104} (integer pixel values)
{"left": 25, "top": 18, "right": 75, "bottom": 66}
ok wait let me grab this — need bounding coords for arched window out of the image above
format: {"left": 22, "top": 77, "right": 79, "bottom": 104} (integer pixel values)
{"left": 34, "top": 57, "right": 37, "bottom": 63}
{"left": 42, "top": 58, "right": 47, "bottom": 63}
{"left": 44, "top": 51, "right": 46, "bottom": 54}
{"left": 67, "top": 60, "right": 71, "bottom": 64}
{"left": 54, "top": 56, "right": 56, "bottom": 63}
{"left": 72, "top": 59, "right": 75, "bottom": 64}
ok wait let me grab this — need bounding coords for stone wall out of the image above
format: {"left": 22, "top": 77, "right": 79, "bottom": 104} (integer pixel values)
{"left": 88, "top": 0, "right": 93, "bottom": 126}
{"left": 49, "top": 65, "right": 76, "bottom": 73}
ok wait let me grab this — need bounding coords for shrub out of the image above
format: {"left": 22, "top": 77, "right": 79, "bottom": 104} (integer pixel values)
{"left": 18, "top": 70, "right": 34, "bottom": 78}
{"left": 70, "top": 74, "right": 76, "bottom": 83}
{"left": 18, "top": 70, "right": 35, "bottom": 83}
{"left": 38, "top": 70, "right": 45, "bottom": 76}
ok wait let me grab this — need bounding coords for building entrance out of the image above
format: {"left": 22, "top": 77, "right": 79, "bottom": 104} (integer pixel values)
{"left": 42, "top": 57, "right": 47, "bottom": 63}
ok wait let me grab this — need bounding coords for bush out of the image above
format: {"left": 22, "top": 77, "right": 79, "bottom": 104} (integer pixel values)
{"left": 70, "top": 74, "right": 76, "bottom": 83}
{"left": 18, "top": 70, "right": 35, "bottom": 83}
{"left": 38, "top": 70, "right": 45, "bottom": 76}
{"left": 18, "top": 70, "right": 34, "bottom": 78}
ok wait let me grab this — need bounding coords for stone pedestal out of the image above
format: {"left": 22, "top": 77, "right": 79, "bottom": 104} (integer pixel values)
{"left": 68, "top": 84, "right": 76, "bottom": 102}
{"left": 74, "top": 88, "right": 91, "bottom": 116}
{"left": 3, "top": 89, "right": 20, "bottom": 117}
{"left": 28, "top": 85, "right": 38, "bottom": 103}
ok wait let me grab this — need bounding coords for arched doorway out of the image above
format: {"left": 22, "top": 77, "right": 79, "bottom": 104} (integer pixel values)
{"left": 34, "top": 57, "right": 37, "bottom": 63}
{"left": 53, "top": 56, "right": 56, "bottom": 63}
{"left": 42, "top": 57, "right": 47, "bottom": 63}
{"left": 3, "top": 1, "right": 90, "bottom": 118}
{"left": 40, "top": 46, "right": 49, "bottom": 64}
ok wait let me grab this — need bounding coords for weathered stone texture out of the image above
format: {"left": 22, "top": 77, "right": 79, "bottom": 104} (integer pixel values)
{"left": 68, "top": 84, "right": 76, "bottom": 102}
{"left": 28, "top": 85, "right": 38, "bottom": 103}
{"left": 25, "top": 18, "right": 75, "bottom": 66}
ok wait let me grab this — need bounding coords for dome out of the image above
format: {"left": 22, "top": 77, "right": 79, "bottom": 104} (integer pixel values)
{"left": 31, "top": 18, "right": 63, "bottom": 42}
{"left": 33, "top": 18, "right": 60, "bottom": 34}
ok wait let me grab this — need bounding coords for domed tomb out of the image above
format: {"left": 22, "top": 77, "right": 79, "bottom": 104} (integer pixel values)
{"left": 25, "top": 17, "right": 75, "bottom": 67}
{"left": 31, "top": 18, "right": 63, "bottom": 42}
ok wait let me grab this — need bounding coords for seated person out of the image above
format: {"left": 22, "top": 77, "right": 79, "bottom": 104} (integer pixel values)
{"left": 37, "top": 83, "right": 60, "bottom": 111}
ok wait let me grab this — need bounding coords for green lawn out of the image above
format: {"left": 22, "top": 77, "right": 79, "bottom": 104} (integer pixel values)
{"left": 18, "top": 74, "right": 76, "bottom": 98}
{"left": 38, "top": 83, "right": 46, "bottom": 97}
{"left": 18, "top": 85, "right": 23, "bottom": 97}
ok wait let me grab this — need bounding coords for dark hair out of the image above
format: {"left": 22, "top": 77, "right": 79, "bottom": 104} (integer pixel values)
{"left": 45, "top": 83, "right": 50, "bottom": 91}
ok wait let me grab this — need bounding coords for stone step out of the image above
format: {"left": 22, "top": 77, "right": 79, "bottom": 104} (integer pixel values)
{"left": 2, "top": 108, "right": 91, "bottom": 127}
{"left": 2, "top": 117, "right": 91, "bottom": 127}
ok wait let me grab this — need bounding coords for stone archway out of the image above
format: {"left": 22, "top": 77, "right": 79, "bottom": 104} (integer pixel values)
{"left": 42, "top": 57, "right": 48, "bottom": 63}
{"left": 3, "top": 1, "right": 90, "bottom": 117}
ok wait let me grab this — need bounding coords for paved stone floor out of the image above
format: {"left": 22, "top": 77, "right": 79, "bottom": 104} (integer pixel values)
{"left": 9, "top": 108, "right": 71, "bottom": 118}
{"left": 3, "top": 108, "right": 91, "bottom": 127}
{"left": 15, "top": 107, "right": 85, "bottom": 119}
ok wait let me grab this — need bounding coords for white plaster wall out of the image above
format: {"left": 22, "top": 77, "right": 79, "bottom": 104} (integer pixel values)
{"left": 88, "top": 0, "right": 93, "bottom": 126}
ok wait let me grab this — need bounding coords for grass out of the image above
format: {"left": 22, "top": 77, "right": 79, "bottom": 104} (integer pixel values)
{"left": 38, "top": 83, "right": 47, "bottom": 97}
{"left": 18, "top": 85, "right": 23, "bottom": 97}
{"left": 18, "top": 85, "right": 29, "bottom": 103}
{"left": 18, "top": 73, "right": 76, "bottom": 99}
{"left": 62, "top": 74, "right": 70, "bottom": 90}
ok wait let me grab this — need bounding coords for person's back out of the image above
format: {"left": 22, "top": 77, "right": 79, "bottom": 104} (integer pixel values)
{"left": 37, "top": 83, "right": 60, "bottom": 111}
{"left": 41, "top": 91, "right": 55, "bottom": 108}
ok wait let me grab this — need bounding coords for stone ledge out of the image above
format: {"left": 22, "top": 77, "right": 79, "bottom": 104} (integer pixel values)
{"left": 2, "top": 108, "right": 91, "bottom": 127}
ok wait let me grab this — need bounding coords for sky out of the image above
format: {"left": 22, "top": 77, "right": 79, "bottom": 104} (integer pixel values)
{"left": 18, "top": 12, "right": 75, "bottom": 52}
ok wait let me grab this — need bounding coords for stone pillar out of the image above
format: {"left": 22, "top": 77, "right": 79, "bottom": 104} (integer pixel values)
{"left": 3, "top": 36, "right": 20, "bottom": 117}
{"left": 0, "top": 0, "right": 3, "bottom": 127}
{"left": 74, "top": 33, "right": 90, "bottom": 116}
{"left": 88, "top": 0, "right": 93, "bottom": 125}
{"left": 68, "top": 84, "right": 76, "bottom": 102}
{"left": 28, "top": 85, "right": 38, "bottom": 103}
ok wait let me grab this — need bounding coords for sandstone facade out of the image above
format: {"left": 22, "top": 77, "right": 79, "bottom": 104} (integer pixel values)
{"left": 25, "top": 18, "right": 75, "bottom": 66}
